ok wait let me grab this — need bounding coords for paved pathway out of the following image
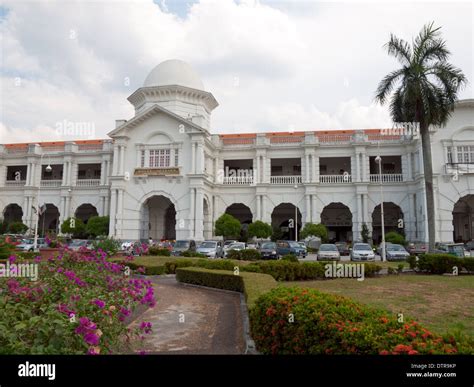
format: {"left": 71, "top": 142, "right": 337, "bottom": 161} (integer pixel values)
{"left": 128, "top": 276, "right": 245, "bottom": 354}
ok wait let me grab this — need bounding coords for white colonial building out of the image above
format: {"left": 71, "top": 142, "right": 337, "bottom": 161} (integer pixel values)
{"left": 1, "top": 59, "right": 473, "bottom": 243}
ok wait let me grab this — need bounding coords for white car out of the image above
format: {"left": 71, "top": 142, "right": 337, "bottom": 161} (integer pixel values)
{"left": 224, "top": 242, "right": 246, "bottom": 257}
{"left": 16, "top": 238, "right": 48, "bottom": 251}
{"left": 197, "top": 241, "right": 224, "bottom": 258}
{"left": 223, "top": 240, "right": 238, "bottom": 253}
{"left": 350, "top": 243, "right": 375, "bottom": 261}
{"left": 317, "top": 244, "right": 341, "bottom": 261}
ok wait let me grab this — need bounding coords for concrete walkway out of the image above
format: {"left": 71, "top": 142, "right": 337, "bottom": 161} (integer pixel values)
{"left": 128, "top": 276, "right": 245, "bottom": 354}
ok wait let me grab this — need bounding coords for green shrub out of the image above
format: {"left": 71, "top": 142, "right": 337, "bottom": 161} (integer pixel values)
{"left": 124, "top": 262, "right": 166, "bottom": 275}
{"left": 60, "top": 217, "right": 86, "bottom": 238}
{"left": 226, "top": 250, "right": 242, "bottom": 260}
{"left": 250, "top": 287, "right": 465, "bottom": 354}
{"left": 0, "top": 242, "right": 16, "bottom": 260}
{"left": 176, "top": 268, "right": 244, "bottom": 292}
{"left": 92, "top": 238, "right": 120, "bottom": 256}
{"left": 281, "top": 254, "right": 299, "bottom": 262}
{"left": 300, "top": 223, "right": 328, "bottom": 242}
{"left": 7, "top": 221, "right": 28, "bottom": 234}
{"left": 247, "top": 221, "right": 272, "bottom": 239}
{"left": 195, "top": 259, "right": 236, "bottom": 271}
{"left": 85, "top": 216, "right": 109, "bottom": 238}
{"left": 241, "top": 261, "right": 381, "bottom": 281}
{"left": 407, "top": 254, "right": 417, "bottom": 269}
{"left": 461, "top": 258, "right": 474, "bottom": 273}
{"left": 148, "top": 247, "right": 171, "bottom": 256}
{"left": 240, "top": 249, "right": 261, "bottom": 261}
{"left": 175, "top": 267, "right": 277, "bottom": 309}
{"left": 215, "top": 214, "right": 241, "bottom": 239}
{"left": 385, "top": 231, "right": 405, "bottom": 245}
{"left": 164, "top": 259, "right": 195, "bottom": 274}
{"left": 416, "top": 254, "right": 462, "bottom": 274}
{"left": 181, "top": 250, "right": 207, "bottom": 258}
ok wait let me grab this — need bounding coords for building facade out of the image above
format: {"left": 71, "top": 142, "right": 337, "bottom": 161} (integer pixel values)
{"left": 1, "top": 60, "right": 473, "bottom": 243}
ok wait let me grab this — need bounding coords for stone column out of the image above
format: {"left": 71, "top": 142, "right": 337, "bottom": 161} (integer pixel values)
{"left": 195, "top": 189, "right": 204, "bottom": 240}
{"left": 305, "top": 154, "right": 310, "bottom": 183}
{"left": 356, "top": 153, "right": 361, "bottom": 182}
{"left": 112, "top": 144, "right": 119, "bottom": 176}
{"left": 305, "top": 194, "right": 311, "bottom": 223}
{"left": 191, "top": 143, "right": 196, "bottom": 174}
{"left": 109, "top": 189, "right": 117, "bottom": 237}
{"left": 189, "top": 188, "right": 195, "bottom": 238}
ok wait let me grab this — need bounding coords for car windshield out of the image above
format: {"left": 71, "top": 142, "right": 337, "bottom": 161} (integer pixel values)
{"left": 174, "top": 241, "right": 190, "bottom": 248}
{"left": 354, "top": 244, "right": 371, "bottom": 251}
{"left": 200, "top": 242, "right": 216, "bottom": 248}
{"left": 320, "top": 244, "right": 337, "bottom": 251}
{"left": 229, "top": 243, "right": 244, "bottom": 249}
{"left": 224, "top": 241, "right": 235, "bottom": 246}
{"left": 289, "top": 242, "right": 300, "bottom": 248}
{"left": 388, "top": 245, "right": 405, "bottom": 251}
{"left": 262, "top": 243, "right": 276, "bottom": 249}
{"left": 71, "top": 240, "right": 86, "bottom": 246}
{"left": 21, "top": 239, "right": 34, "bottom": 244}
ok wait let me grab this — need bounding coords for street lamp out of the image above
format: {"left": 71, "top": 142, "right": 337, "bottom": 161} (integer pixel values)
{"left": 33, "top": 158, "right": 52, "bottom": 252}
{"left": 375, "top": 156, "right": 386, "bottom": 262}
{"left": 294, "top": 184, "right": 298, "bottom": 241}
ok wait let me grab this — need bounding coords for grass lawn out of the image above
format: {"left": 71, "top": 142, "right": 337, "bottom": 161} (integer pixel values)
{"left": 284, "top": 274, "right": 474, "bottom": 338}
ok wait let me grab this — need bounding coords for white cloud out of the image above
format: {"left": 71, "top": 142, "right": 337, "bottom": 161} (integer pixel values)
{"left": 0, "top": 0, "right": 471, "bottom": 143}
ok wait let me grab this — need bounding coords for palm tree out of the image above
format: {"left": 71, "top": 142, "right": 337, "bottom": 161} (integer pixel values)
{"left": 375, "top": 22, "right": 467, "bottom": 252}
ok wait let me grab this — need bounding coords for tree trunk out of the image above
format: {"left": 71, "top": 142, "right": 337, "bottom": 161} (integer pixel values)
{"left": 420, "top": 123, "right": 436, "bottom": 252}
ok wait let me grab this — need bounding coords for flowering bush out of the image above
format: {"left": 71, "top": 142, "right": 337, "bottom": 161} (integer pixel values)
{"left": 0, "top": 248, "right": 155, "bottom": 354}
{"left": 250, "top": 287, "right": 471, "bottom": 355}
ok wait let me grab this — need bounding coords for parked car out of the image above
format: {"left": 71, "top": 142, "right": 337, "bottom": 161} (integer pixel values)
{"left": 465, "top": 240, "right": 474, "bottom": 252}
{"left": 171, "top": 240, "right": 197, "bottom": 256}
{"left": 196, "top": 240, "right": 224, "bottom": 258}
{"left": 385, "top": 244, "right": 410, "bottom": 261}
{"left": 350, "top": 243, "right": 376, "bottom": 261}
{"left": 224, "top": 242, "right": 246, "bottom": 257}
{"left": 67, "top": 239, "right": 93, "bottom": 251}
{"left": 297, "top": 241, "right": 308, "bottom": 255}
{"left": 317, "top": 244, "right": 341, "bottom": 261}
{"left": 335, "top": 242, "right": 350, "bottom": 256}
{"left": 246, "top": 243, "right": 257, "bottom": 250}
{"left": 435, "top": 243, "right": 467, "bottom": 258}
{"left": 223, "top": 240, "right": 238, "bottom": 254}
{"left": 276, "top": 240, "right": 307, "bottom": 258}
{"left": 258, "top": 241, "right": 278, "bottom": 260}
{"left": 16, "top": 238, "right": 48, "bottom": 251}
{"left": 376, "top": 242, "right": 393, "bottom": 256}
{"left": 407, "top": 242, "right": 427, "bottom": 255}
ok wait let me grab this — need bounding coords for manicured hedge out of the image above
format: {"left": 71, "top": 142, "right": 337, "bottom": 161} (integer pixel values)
{"left": 181, "top": 250, "right": 207, "bottom": 258}
{"left": 281, "top": 254, "right": 299, "bottom": 262}
{"left": 175, "top": 267, "right": 277, "bottom": 309}
{"left": 226, "top": 249, "right": 261, "bottom": 261}
{"left": 165, "top": 258, "right": 237, "bottom": 274}
{"left": 241, "top": 261, "right": 382, "bottom": 281}
{"left": 147, "top": 247, "right": 171, "bottom": 256}
{"left": 408, "top": 254, "right": 474, "bottom": 274}
{"left": 250, "top": 286, "right": 467, "bottom": 354}
{"left": 123, "top": 261, "right": 166, "bottom": 275}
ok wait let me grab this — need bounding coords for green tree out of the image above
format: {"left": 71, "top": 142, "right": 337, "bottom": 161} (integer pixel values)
{"left": 385, "top": 231, "right": 406, "bottom": 245}
{"left": 61, "top": 217, "right": 86, "bottom": 238}
{"left": 215, "top": 214, "right": 241, "bottom": 239}
{"left": 375, "top": 22, "right": 467, "bottom": 251}
{"left": 248, "top": 221, "right": 272, "bottom": 239}
{"left": 86, "top": 216, "right": 110, "bottom": 238}
{"left": 361, "top": 223, "right": 371, "bottom": 243}
{"left": 270, "top": 226, "right": 284, "bottom": 242}
{"left": 300, "top": 223, "right": 328, "bottom": 242}
{"left": 8, "top": 221, "right": 28, "bottom": 234}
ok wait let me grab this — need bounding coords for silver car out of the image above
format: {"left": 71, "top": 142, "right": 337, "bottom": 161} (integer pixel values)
{"left": 350, "top": 243, "right": 375, "bottom": 261}
{"left": 317, "top": 244, "right": 341, "bottom": 261}
{"left": 197, "top": 241, "right": 224, "bottom": 258}
{"left": 224, "top": 242, "right": 246, "bottom": 257}
{"left": 16, "top": 238, "right": 48, "bottom": 251}
{"left": 385, "top": 244, "right": 410, "bottom": 261}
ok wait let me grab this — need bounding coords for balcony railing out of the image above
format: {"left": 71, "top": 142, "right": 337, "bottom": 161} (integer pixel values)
{"left": 317, "top": 134, "right": 352, "bottom": 144}
{"left": 40, "top": 180, "right": 62, "bottom": 187}
{"left": 5, "top": 180, "right": 26, "bottom": 186}
{"left": 221, "top": 138, "right": 255, "bottom": 146}
{"left": 270, "top": 175, "right": 302, "bottom": 184}
{"left": 41, "top": 146, "right": 64, "bottom": 153}
{"left": 320, "top": 174, "right": 352, "bottom": 183}
{"left": 76, "top": 179, "right": 101, "bottom": 187}
{"left": 222, "top": 176, "right": 254, "bottom": 185}
{"left": 445, "top": 163, "right": 474, "bottom": 175}
{"left": 270, "top": 136, "right": 304, "bottom": 145}
{"left": 77, "top": 144, "right": 104, "bottom": 152}
{"left": 369, "top": 173, "right": 403, "bottom": 183}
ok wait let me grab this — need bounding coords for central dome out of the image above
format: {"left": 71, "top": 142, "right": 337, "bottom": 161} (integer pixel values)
{"left": 143, "top": 59, "right": 205, "bottom": 90}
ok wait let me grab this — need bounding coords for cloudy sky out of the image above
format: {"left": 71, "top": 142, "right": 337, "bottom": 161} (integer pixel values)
{"left": 0, "top": 0, "right": 472, "bottom": 143}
